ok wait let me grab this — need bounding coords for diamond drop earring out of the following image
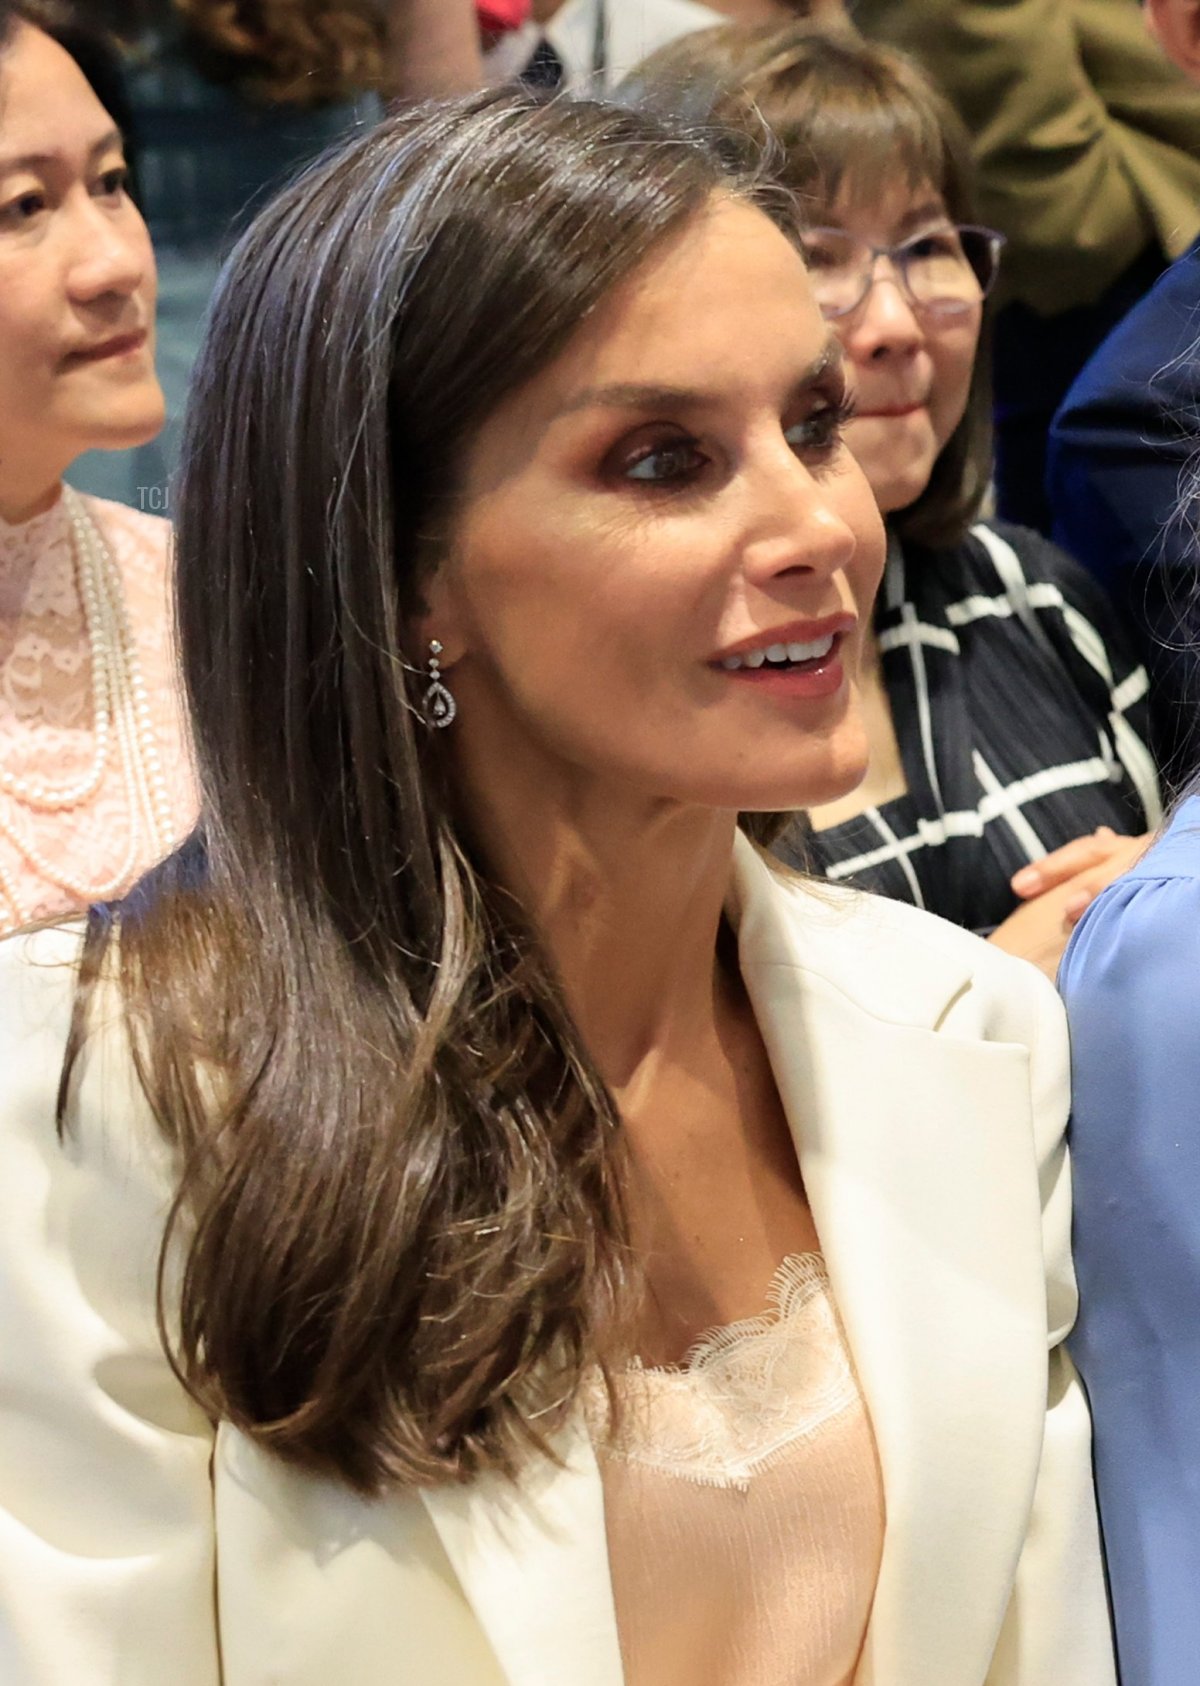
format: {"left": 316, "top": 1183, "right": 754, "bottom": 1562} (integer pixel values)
{"left": 422, "top": 639, "right": 457, "bottom": 729}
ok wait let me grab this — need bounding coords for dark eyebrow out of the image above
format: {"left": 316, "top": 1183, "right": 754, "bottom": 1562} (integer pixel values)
{"left": 895, "top": 201, "right": 952, "bottom": 236}
{"left": 553, "top": 335, "right": 845, "bottom": 421}
{"left": 0, "top": 128, "right": 124, "bottom": 175}
{"left": 814, "top": 202, "right": 950, "bottom": 240}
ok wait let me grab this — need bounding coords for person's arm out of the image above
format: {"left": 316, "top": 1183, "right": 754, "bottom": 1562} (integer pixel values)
{"left": 385, "top": 0, "right": 484, "bottom": 98}
{"left": 1060, "top": 834, "right": 1200, "bottom": 1681}
{"left": 851, "top": 0, "right": 1150, "bottom": 313}
{"left": 988, "top": 865, "right": 1135, "bottom": 980}
{"left": 0, "top": 928, "right": 219, "bottom": 1685}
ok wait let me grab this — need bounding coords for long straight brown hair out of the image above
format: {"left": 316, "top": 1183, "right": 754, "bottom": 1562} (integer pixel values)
{"left": 62, "top": 90, "right": 794, "bottom": 1494}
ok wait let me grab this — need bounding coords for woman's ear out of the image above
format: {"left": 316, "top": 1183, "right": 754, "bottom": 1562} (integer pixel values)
{"left": 411, "top": 542, "right": 469, "bottom": 667}
{"left": 1146, "top": 0, "right": 1200, "bottom": 83}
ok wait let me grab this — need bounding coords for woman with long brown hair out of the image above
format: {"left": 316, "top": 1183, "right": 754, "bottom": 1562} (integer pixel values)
{"left": 0, "top": 88, "right": 1112, "bottom": 1683}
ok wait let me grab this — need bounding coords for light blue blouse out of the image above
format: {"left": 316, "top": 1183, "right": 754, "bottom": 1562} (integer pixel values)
{"left": 1060, "top": 793, "right": 1200, "bottom": 1686}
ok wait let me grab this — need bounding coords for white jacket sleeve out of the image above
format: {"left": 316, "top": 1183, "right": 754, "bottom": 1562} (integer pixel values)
{"left": 982, "top": 961, "right": 1116, "bottom": 1685}
{"left": 0, "top": 927, "right": 220, "bottom": 1685}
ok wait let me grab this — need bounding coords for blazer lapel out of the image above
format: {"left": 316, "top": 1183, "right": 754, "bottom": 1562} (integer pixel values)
{"left": 731, "top": 840, "right": 1049, "bottom": 1686}
{"left": 422, "top": 841, "right": 1050, "bottom": 1686}
{"left": 419, "top": 1417, "right": 624, "bottom": 1686}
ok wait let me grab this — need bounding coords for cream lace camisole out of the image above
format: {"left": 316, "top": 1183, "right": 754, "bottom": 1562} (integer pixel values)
{"left": 0, "top": 488, "right": 196, "bottom": 933}
{"left": 589, "top": 1253, "right": 884, "bottom": 1686}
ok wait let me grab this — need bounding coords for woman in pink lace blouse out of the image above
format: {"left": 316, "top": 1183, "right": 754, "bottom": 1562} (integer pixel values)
{"left": 0, "top": 2, "right": 194, "bottom": 932}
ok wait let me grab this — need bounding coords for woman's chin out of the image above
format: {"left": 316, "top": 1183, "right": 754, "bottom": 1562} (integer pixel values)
{"left": 806, "top": 723, "right": 871, "bottom": 805}
{"left": 70, "top": 389, "right": 167, "bottom": 456}
{"left": 734, "top": 752, "right": 871, "bottom": 817}
{"left": 796, "top": 768, "right": 869, "bottom": 812}
{"left": 860, "top": 455, "right": 936, "bottom": 518}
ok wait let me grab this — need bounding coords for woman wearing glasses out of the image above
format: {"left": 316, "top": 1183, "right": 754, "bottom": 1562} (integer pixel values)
{"left": 629, "top": 23, "right": 1160, "bottom": 976}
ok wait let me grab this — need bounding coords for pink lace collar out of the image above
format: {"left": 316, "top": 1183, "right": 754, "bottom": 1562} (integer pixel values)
{"left": 0, "top": 486, "right": 68, "bottom": 606}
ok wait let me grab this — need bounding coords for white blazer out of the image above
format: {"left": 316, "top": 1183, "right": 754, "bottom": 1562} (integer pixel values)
{"left": 0, "top": 837, "right": 1115, "bottom": 1685}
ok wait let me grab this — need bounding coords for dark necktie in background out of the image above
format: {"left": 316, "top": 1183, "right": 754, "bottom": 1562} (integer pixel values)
{"left": 521, "top": 36, "right": 566, "bottom": 89}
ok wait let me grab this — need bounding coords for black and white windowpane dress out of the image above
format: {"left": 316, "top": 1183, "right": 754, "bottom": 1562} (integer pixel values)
{"left": 781, "top": 522, "right": 1162, "bottom": 935}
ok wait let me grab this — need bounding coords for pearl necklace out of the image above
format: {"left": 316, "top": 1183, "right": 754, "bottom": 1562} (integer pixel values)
{"left": 0, "top": 486, "right": 176, "bottom": 925}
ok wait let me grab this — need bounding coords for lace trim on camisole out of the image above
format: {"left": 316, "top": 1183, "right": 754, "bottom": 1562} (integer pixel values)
{"left": 601, "top": 1253, "right": 860, "bottom": 1492}
{"left": 588, "top": 1254, "right": 885, "bottom": 1686}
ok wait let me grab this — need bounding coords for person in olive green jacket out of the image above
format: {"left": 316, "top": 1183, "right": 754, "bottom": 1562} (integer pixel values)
{"left": 851, "top": 0, "right": 1200, "bottom": 531}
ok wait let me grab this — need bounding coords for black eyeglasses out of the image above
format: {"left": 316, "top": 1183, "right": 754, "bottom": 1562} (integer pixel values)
{"left": 799, "top": 224, "right": 1007, "bottom": 319}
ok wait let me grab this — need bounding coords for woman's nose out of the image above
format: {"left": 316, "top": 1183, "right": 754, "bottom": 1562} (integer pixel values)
{"left": 65, "top": 204, "right": 148, "bottom": 305}
{"left": 841, "top": 265, "right": 923, "bottom": 360}
{"left": 742, "top": 445, "right": 862, "bottom": 587}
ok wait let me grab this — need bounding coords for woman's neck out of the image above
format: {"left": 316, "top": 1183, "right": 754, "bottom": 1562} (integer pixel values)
{"left": 460, "top": 750, "right": 739, "bottom": 1092}
{"left": 549, "top": 818, "right": 736, "bottom": 1093}
{"left": 0, "top": 468, "right": 64, "bottom": 527}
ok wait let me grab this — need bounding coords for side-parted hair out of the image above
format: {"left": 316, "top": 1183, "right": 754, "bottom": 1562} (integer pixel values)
{"left": 62, "top": 90, "right": 796, "bottom": 1495}
{"left": 0, "top": 0, "right": 140, "bottom": 181}
{"left": 623, "top": 21, "right": 993, "bottom": 550}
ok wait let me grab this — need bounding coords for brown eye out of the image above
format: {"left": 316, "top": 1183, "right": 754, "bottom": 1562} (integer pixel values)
{"left": 904, "top": 231, "right": 961, "bottom": 261}
{"left": 0, "top": 191, "right": 45, "bottom": 223}
{"left": 621, "top": 438, "right": 708, "bottom": 485}
{"left": 784, "top": 398, "right": 856, "bottom": 455}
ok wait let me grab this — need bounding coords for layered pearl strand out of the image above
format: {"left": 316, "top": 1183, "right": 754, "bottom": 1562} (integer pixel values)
{"left": 0, "top": 486, "right": 175, "bottom": 925}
